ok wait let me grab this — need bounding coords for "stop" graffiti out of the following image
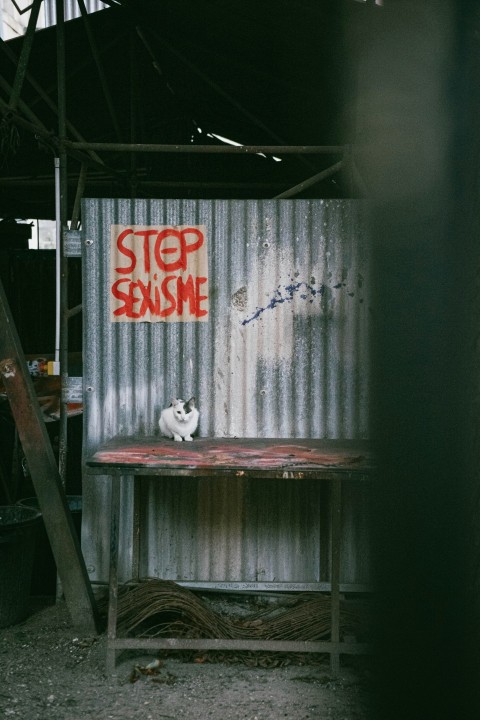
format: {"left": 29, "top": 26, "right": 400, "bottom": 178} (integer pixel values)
{"left": 115, "top": 227, "right": 204, "bottom": 274}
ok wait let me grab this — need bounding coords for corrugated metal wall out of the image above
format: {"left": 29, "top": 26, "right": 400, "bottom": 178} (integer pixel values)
{"left": 81, "top": 198, "right": 371, "bottom": 586}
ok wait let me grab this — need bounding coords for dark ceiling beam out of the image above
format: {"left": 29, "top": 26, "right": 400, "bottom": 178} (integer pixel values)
{"left": 153, "top": 29, "right": 288, "bottom": 146}
{"left": 7, "top": 0, "right": 42, "bottom": 112}
{"left": 24, "top": 33, "right": 126, "bottom": 112}
{"left": 0, "top": 76, "right": 49, "bottom": 132}
{"left": 0, "top": 36, "right": 106, "bottom": 167}
{"left": 0, "top": 99, "right": 126, "bottom": 184}
{"left": 135, "top": 23, "right": 319, "bottom": 178}
{"left": 141, "top": 25, "right": 316, "bottom": 171}
{"left": 135, "top": 26, "right": 175, "bottom": 99}
{"left": 77, "top": 0, "right": 123, "bottom": 142}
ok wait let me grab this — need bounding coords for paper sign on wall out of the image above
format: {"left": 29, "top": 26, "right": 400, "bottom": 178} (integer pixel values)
{"left": 110, "top": 225, "right": 209, "bottom": 322}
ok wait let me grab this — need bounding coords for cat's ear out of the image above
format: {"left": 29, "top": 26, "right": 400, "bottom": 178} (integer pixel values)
{"left": 170, "top": 397, "right": 179, "bottom": 406}
{"left": 186, "top": 396, "right": 196, "bottom": 408}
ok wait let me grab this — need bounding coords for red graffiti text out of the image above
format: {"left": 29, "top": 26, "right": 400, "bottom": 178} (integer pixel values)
{"left": 110, "top": 225, "right": 209, "bottom": 322}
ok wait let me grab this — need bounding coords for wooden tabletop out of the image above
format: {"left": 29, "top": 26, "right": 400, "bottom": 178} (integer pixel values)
{"left": 86, "top": 436, "right": 373, "bottom": 479}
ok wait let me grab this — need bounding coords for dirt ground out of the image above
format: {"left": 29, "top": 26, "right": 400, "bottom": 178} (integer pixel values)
{"left": 0, "top": 599, "right": 371, "bottom": 720}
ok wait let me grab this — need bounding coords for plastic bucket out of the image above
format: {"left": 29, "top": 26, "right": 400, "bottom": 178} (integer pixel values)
{"left": 0, "top": 505, "right": 42, "bottom": 627}
{"left": 16, "top": 496, "right": 82, "bottom": 597}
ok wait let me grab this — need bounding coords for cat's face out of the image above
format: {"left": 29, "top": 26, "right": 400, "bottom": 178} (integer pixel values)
{"left": 171, "top": 397, "right": 195, "bottom": 423}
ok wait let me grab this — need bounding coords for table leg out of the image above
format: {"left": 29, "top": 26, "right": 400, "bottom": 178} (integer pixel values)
{"left": 330, "top": 479, "right": 342, "bottom": 675}
{"left": 106, "top": 477, "right": 121, "bottom": 674}
{"left": 132, "top": 476, "right": 141, "bottom": 582}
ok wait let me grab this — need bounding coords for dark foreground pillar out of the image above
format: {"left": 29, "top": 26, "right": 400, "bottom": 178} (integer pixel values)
{"left": 351, "top": 2, "right": 480, "bottom": 718}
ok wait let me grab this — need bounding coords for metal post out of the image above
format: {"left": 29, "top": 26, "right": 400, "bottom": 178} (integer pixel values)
{"left": 55, "top": 0, "right": 72, "bottom": 605}
{"left": 54, "top": 158, "right": 61, "bottom": 372}
{"left": 330, "top": 479, "right": 342, "bottom": 675}
{"left": 55, "top": 0, "right": 68, "bottom": 480}
{"left": 106, "top": 477, "right": 121, "bottom": 674}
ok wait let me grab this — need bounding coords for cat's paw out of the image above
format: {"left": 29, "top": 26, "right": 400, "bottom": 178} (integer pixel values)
{"left": 173, "top": 434, "right": 183, "bottom": 442}
{"left": 184, "top": 435, "right": 193, "bottom": 441}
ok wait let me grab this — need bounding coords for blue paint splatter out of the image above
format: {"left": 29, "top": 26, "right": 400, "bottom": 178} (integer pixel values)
{"left": 241, "top": 281, "right": 325, "bottom": 326}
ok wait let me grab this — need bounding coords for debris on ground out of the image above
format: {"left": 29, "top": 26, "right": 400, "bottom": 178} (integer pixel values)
{"left": 0, "top": 598, "right": 371, "bottom": 720}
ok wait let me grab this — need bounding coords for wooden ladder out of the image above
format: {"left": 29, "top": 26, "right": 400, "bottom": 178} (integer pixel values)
{"left": 0, "top": 277, "right": 99, "bottom": 633}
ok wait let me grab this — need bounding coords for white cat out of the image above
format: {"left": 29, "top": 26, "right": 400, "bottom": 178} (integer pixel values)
{"left": 159, "top": 397, "right": 199, "bottom": 442}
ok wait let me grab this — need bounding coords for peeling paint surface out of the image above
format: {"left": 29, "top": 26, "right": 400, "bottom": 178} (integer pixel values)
{"left": 87, "top": 437, "right": 372, "bottom": 474}
{"left": 82, "top": 199, "right": 371, "bottom": 585}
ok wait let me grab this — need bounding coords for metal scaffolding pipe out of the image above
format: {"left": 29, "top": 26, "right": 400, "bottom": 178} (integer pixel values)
{"left": 67, "top": 303, "right": 82, "bottom": 319}
{"left": 7, "top": 0, "right": 42, "bottom": 111}
{"left": 0, "top": 177, "right": 287, "bottom": 190}
{"left": 0, "top": 78, "right": 49, "bottom": 132}
{"left": 274, "top": 160, "right": 344, "bottom": 199}
{"left": 136, "top": 24, "right": 313, "bottom": 176}
{"left": 64, "top": 141, "right": 346, "bottom": 154}
{"left": 56, "top": 0, "right": 68, "bottom": 505}
{"left": 77, "top": 0, "right": 123, "bottom": 142}
{"left": 0, "top": 98, "right": 127, "bottom": 188}
{"left": 70, "top": 162, "right": 87, "bottom": 230}
{"left": 0, "top": 35, "right": 106, "bottom": 167}
{"left": 54, "top": 157, "right": 61, "bottom": 368}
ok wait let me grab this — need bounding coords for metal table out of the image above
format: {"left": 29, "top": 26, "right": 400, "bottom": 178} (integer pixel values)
{"left": 86, "top": 437, "right": 373, "bottom": 673}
